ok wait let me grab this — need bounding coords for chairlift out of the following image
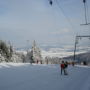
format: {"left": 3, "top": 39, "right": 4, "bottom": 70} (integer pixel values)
{"left": 83, "top": 0, "right": 86, "bottom": 3}
{"left": 49, "top": 0, "right": 53, "bottom": 5}
{"left": 81, "top": 0, "right": 90, "bottom": 25}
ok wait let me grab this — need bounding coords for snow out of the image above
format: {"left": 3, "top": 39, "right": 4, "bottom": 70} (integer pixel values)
{"left": 0, "top": 63, "right": 90, "bottom": 90}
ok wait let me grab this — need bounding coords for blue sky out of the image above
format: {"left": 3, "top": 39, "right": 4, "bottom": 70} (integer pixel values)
{"left": 0, "top": 0, "right": 90, "bottom": 48}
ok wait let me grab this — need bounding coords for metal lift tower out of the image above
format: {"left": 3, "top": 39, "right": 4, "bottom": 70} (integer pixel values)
{"left": 74, "top": 0, "right": 90, "bottom": 61}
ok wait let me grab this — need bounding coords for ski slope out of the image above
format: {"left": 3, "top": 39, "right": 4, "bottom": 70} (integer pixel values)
{"left": 0, "top": 63, "right": 90, "bottom": 90}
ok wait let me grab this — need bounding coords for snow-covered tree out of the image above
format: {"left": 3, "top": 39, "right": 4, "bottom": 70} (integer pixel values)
{"left": 32, "top": 40, "right": 42, "bottom": 63}
{"left": 25, "top": 40, "right": 42, "bottom": 63}
{"left": 0, "top": 40, "right": 13, "bottom": 62}
{"left": 25, "top": 50, "right": 34, "bottom": 63}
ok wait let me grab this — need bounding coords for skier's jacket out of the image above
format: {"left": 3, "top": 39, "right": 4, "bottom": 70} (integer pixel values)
{"left": 61, "top": 64, "right": 65, "bottom": 69}
{"left": 64, "top": 63, "right": 68, "bottom": 68}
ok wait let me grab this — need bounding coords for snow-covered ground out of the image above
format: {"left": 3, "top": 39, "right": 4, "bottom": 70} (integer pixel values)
{"left": 0, "top": 63, "right": 90, "bottom": 90}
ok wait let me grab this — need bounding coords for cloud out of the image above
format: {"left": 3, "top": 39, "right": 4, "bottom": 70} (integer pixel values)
{"left": 51, "top": 28, "right": 71, "bottom": 35}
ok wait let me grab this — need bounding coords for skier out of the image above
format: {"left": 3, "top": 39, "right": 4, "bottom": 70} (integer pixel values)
{"left": 37, "top": 60, "right": 38, "bottom": 64}
{"left": 60, "top": 61, "right": 65, "bottom": 75}
{"left": 72, "top": 61, "right": 75, "bottom": 66}
{"left": 64, "top": 61, "right": 68, "bottom": 75}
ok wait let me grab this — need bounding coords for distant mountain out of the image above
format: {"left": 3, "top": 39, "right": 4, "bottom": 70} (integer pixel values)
{"left": 16, "top": 45, "right": 90, "bottom": 59}
{"left": 63, "top": 52, "right": 90, "bottom": 63}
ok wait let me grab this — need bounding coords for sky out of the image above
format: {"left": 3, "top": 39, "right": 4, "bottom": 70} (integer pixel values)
{"left": 0, "top": 0, "right": 90, "bottom": 48}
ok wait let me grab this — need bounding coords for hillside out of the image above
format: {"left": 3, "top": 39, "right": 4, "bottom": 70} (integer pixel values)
{"left": 63, "top": 52, "right": 90, "bottom": 63}
{"left": 0, "top": 63, "right": 90, "bottom": 90}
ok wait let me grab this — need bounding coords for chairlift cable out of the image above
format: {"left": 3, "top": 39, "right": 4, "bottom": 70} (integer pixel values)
{"left": 55, "top": 0, "right": 74, "bottom": 29}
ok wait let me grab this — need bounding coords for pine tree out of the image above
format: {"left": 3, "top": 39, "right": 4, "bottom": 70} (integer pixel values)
{"left": 0, "top": 40, "right": 13, "bottom": 62}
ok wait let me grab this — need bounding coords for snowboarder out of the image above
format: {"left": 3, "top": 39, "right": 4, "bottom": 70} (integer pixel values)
{"left": 60, "top": 61, "right": 65, "bottom": 75}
